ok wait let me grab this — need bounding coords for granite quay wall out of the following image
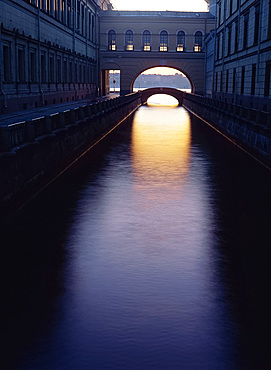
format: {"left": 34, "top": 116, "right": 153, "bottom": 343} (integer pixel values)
{"left": 182, "top": 93, "right": 271, "bottom": 168}
{"left": 0, "top": 93, "right": 141, "bottom": 220}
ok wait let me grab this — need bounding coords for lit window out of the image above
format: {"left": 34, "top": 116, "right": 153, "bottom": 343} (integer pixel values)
{"left": 177, "top": 31, "right": 185, "bottom": 52}
{"left": 143, "top": 30, "right": 151, "bottom": 51}
{"left": 108, "top": 30, "right": 116, "bottom": 51}
{"left": 160, "top": 30, "right": 168, "bottom": 51}
{"left": 194, "top": 31, "right": 203, "bottom": 52}
{"left": 125, "top": 30, "right": 134, "bottom": 51}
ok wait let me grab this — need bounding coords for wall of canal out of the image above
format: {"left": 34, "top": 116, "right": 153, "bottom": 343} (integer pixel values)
{"left": 182, "top": 92, "right": 271, "bottom": 169}
{"left": 0, "top": 93, "right": 141, "bottom": 220}
{"left": 1, "top": 90, "right": 271, "bottom": 220}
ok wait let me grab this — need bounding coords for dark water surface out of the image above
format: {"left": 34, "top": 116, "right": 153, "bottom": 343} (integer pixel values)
{"left": 1, "top": 103, "right": 271, "bottom": 369}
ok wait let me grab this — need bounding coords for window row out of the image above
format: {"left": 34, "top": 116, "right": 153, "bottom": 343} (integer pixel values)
{"left": 217, "top": 1, "right": 271, "bottom": 60}
{"left": 108, "top": 30, "right": 203, "bottom": 52}
{"left": 217, "top": 5, "right": 260, "bottom": 61}
{"left": 217, "top": 0, "right": 240, "bottom": 26}
{"left": 215, "top": 62, "right": 271, "bottom": 97}
{"left": 2, "top": 45, "right": 95, "bottom": 84}
{"left": 23, "top": 0, "right": 96, "bottom": 42}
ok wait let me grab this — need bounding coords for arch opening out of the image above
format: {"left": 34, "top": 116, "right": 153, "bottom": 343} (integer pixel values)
{"left": 109, "top": 69, "right": 120, "bottom": 93}
{"left": 132, "top": 67, "right": 192, "bottom": 93}
{"left": 147, "top": 94, "right": 179, "bottom": 107}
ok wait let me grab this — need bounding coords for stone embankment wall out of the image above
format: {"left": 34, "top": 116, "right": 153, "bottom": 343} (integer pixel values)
{"left": 0, "top": 93, "right": 141, "bottom": 220}
{"left": 182, "top": 93, "right": 271, "bottom": 168}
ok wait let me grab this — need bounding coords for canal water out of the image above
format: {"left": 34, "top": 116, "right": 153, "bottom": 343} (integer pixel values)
{"left": 1, "top": 95, "right": 271, "bottom": 369}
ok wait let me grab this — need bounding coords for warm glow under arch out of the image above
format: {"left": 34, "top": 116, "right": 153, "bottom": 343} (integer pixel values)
{"left": 147, "top": 94, "right": 179, "bottom": 106}
{"left": 132, "top": 67, "right": 192, "bottom": 93}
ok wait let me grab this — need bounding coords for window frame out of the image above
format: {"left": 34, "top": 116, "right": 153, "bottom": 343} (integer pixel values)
{"left": 142, "top": 30, "right": 151, "bottom": 51}
{"left": 176, "top": 31, "right": 185, "bottom": 52}
{"left": 108, "top": 29, "right": 117, "bottom": 51}
{"left": 159, "top": 30, "right": 168, "bottom": 52}
{"left": 2, "top": 43, "right": 11, "bottom": 83}
{"left": 194, "top": 31, "right": 203, "bottom": 52}
{"left": 125, "top": 30, "right": 134, "bottom": 51}
{"left": 17, "top": 46, "right": 25, "bottom": 82}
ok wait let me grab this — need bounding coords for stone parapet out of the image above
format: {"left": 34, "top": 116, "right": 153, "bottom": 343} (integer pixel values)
{"left": 182, "top": 92, "right": 271, "bottom": 168}
{"left": 0, "top": 93, "right": 141, "bottom": 220}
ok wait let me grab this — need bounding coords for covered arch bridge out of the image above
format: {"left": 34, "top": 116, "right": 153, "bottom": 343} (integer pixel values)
{"left": 99, "top": 9, "right": 215, "bottom": 96}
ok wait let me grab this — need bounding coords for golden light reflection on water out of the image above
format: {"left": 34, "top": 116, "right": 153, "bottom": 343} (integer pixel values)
{"left": 131, "top": 98, "right": 191, "bottom": 203}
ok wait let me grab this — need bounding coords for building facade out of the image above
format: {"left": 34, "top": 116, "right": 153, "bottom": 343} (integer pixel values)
{"left": 3, "top": 0, "right": 270, "bottom": 115}
{"left": 213, "top": 0, "right": 271, "bottom": 111}
{"left": 205, "top": 29, "right": 215, "bottom": 96}
{"left": 0, "top": 0, "right": 111, "bottom": 114}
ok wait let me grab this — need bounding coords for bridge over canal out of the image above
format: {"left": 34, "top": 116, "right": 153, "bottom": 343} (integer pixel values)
{"left": 139, "top": 88, "right": 184, "bottom": 105}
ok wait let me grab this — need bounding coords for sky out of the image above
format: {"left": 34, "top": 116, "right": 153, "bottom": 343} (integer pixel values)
{"left": 111, "top": 0, "right": 208, "bottom": 12}
{"left": 142, "top": 67, "right": 184, "bottom": 75}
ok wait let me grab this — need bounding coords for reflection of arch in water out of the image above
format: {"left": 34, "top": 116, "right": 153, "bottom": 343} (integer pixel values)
{"left": 131, "top": 106, "right": 191, "bottom": 203}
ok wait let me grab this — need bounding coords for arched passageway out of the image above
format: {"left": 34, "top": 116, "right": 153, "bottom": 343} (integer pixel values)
{"left": 132, "top": 66, "right": 191, "bottom": 93}
{"left": 100, "top": 9, "right": 215, "bottom": 96}
{"left": 100, "top": 57, "right": 205, "bottom": 96}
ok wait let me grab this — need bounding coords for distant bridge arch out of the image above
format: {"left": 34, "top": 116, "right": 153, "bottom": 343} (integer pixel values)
{"left": 139, "top": 88, "right": 184, "bottom": 106}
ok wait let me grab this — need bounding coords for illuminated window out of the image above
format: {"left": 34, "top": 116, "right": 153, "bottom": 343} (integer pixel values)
{"left": 142, "top": 30, "right": 151, "bottom": 51}
{"left": 108, "top": 29, "right": 116, "bottom": 50}
{"left": 194, "top": 31, "right": 203, "bottom": 52}
{"left": 177, "top": 31, "right": 185, "bottom": 52}
{"left": 125, "top": 30, "right": 134, "bottom": 51}
{"left": 159, "top": 30, "right": 168, "bottom": 51}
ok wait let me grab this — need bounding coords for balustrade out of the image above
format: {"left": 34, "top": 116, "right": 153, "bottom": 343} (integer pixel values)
{"left": 0, "top": 93, "right": 140, "bottom": 152}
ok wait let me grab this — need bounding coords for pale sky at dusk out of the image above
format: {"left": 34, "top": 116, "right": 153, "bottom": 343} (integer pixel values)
{"left": 111, "top": 0, "right": 208, "bottom": 12}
